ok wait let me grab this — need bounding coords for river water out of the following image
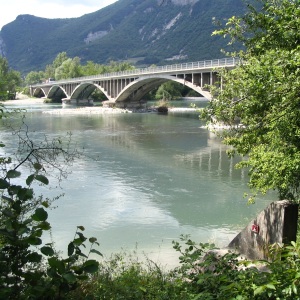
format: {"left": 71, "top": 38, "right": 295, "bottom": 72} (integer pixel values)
{"left": 1, "top": 99, "right": 273, "bottom": 268}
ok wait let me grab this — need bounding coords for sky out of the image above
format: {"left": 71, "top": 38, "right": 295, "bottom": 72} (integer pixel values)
{"left": 0, "top": 0, "right": 118, "bottom": 30}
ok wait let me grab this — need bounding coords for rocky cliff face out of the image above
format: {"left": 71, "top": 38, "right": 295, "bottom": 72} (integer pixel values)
{"left": 0, "top": 35, "right": 6, "bottom": 57}
{"left": 171, "top": 0, "right": 198, "bottom": 5}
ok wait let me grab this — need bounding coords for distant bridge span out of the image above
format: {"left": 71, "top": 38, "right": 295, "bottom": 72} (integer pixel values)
{"left": 30, "top": 58, "right": 238, "bottom": 107}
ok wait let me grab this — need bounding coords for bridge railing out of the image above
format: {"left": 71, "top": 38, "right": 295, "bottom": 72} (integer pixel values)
{"left": 32, "top": 57, "right": 239, "bottom": 87}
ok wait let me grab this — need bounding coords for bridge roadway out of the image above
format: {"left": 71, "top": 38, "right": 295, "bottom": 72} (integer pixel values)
{"left": 30, "top": 57, "right": 238, "bottom": 107}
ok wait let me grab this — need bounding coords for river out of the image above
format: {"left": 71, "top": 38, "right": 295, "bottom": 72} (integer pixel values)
{"left": 1, "top": 99, "right": 273, "bottom": 268}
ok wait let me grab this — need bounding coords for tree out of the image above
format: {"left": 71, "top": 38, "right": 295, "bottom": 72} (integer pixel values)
{"left": 0, "top": 57, "right": 22, "bottom": 100}
{"left": 203, "top": 0, "right": 300, "bottom": 202}
{"left": 155, "top": 81, "right": 183, "bottom": 100}
{"left": 55, "top": 57, "right": 82, "bottom": 80}
{"left": 25, "top": 71, "right": 45, "bottom": 85}
{"left": 44, "top": 64, "right": 55, "bottom": 80}
{"left": 52, "top": 52, "right": 69, "bottom": 69}
{"left": 107, "top": 60, "right": 135, "bottom": 72}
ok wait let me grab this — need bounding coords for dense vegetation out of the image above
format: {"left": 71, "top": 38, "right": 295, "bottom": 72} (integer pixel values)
{"left": 0, "top": 0, "right": 247, "bottom": 74}
{"left": 1, "top": 0, "right": 300, "bottom": 299}
{"left": 0, "top": 57, "right": 22, "bottom": 100}
{"left": 204, "top": 0, "right": 300, "bottom": 203}
{"left": 24, "top": 52, "right": 135, "bottom": 85}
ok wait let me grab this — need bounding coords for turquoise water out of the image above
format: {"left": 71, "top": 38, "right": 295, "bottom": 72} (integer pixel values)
{"left": 1, "top": 100, "right": 273, "bottom": 267}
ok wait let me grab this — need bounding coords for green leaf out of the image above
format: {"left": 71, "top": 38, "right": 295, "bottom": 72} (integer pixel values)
{"left": 78, "top": 252, "right": 88, "bottom": 258}
{"left": 12, "top": 200, "right": 22, "bottom": 214}
{"left": 48, "top": 257, "right": 66, "bottom": 274}
{"left": 35, "top": 174, "right": 49, "bottom": 185}
{"left": 7, "top": 170, "right": 21, "bottom": 178}
{"left": 3, "top": 208, "right": 14, "bottom": 217}
{"left": 27, "top": 236, "right": 42, "bottom": 246}
{"left": 2, "top": 195, "right": 13, "bottom": 202}
{"left": 33, "top": 163, "right": 43, "bottom": 170}
{"left": 139, "top": 287, "right": 147, "bottom": 293}
{"left": 82, "top": 260, "right": 99, "bottom": 273}
{"left": 292, "top": 283, "right": 297, "bottom": 294}
{"left": 76, "top": 232, "right": 86, "bottom": 241}
{"left": 62, "top": 272, "right": 77, "bottom": 283}
{"left": 37, "top": 221, "right": 51, "bottom": 230}
{"left": 17, "top": 225, "right": 29, "bottom": 235}
{"left": 17, "top": 188, "right": 33, "bottom": 200}
{"left": 68, "top": 242, "right": 75, "bottom": 256}
{"left": 41, "top": 246, "right": 55, "bottom": 256}
{"left": 41, "top": 201, "right": 50, "bottom": 208}
{"left": 8, "top": 185, "right": 21, "bottom": 195}
{"left": 89, "top": 237, "right": 97, "bottom": 243}
{"left": 266, "top": 284, "right": 276, "bottom": 290}
{"left": 73, "top": 237, "right": 85, "bottom": 246}
{"left": 26, "top": 174, "right": 35, "bottom": 186}
{"left": 0, "top": 179, "right": 10, "bottom": 189}
{"left": 90, "top": 249, "right": 103, "bottom": 256}
{"left": 27, "top": 252, "right": 42, "bottom": 263}
{"left": 254, "top": 286, "right": 265, "bottom": 296}
{"left": 32, "top": 207, "right": 48, "bottom": 222}
{"left": 77, "top": 226, "right": 85, "bottom": 231}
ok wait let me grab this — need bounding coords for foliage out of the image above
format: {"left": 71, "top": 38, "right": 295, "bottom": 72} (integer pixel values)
{"left": 170, "top": 235, "right": 300, "bottom": 300}
{"left": 69, "top": 250, "right": 183, "bottom": 300}
{"left": 0, "top": 57, "right": 22, "bottom": 100}
{"left": 55, "top": 57, "right": 82, "bottom": 80}
{"left": 25, "top": 71, "right": 45, "bottom": 85}
{"left": 0, "top": 108, "right": 101, "bottom": 299}
{"left": 203, "top": 0, "right": 300, "bottom": 202}
{"left": 155, "top": 81, "right": 183, "bottom": 101}
{"left": 66, "top": 234, "right": 300, "bottom": 300}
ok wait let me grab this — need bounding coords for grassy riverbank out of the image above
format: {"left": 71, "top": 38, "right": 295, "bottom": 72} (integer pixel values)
{"left": 66, "top": 237, "right": 300, "bottom": 300}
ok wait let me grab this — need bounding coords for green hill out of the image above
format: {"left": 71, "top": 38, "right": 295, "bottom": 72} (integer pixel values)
{"left": 0, "top": 0, "right": 247, "bottom": 74}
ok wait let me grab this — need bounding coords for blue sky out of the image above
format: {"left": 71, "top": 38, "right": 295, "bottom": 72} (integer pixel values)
{"left": 0, "top": 0, "right": 118, "bottom": 30}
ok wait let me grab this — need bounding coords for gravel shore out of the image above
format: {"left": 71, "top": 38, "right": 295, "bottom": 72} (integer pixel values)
{"left": 2, "top": 98, "right": 45, "bottom": 105}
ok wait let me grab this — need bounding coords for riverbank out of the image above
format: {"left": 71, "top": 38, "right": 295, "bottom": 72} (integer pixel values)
{"left": 45, "top": 106, "right": 133, "bottom": 115}
{"left": 2, "top": 97, "right": 45, "bottom": 105}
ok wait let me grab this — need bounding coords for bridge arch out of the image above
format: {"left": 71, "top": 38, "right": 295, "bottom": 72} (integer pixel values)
{"left": 33, "top": 87, "right": 46, "bottom": 98}
{"left": 47, "top": 85, "right": 68, "bottom": 100}
{"left": 115, "top": 75, "right": 211, "bottom": 103}
{"left": 71, "top": 83, "right": 110, "bottom": 100}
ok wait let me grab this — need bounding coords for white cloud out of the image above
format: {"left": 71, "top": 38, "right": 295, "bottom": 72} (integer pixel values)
{"left": 0, "top": 0, "right": 118, "bottom": 30}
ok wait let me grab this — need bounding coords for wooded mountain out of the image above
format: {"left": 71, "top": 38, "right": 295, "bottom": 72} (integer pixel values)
{"left": 0, "top": 0, "right": 246, "bottom": 74}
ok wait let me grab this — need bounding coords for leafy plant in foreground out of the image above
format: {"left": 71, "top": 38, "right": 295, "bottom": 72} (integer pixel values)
{"left": 0, "top": 108, "right": 102, "bottom": 299}
{"left": 0, "top": 161, "right": 102, "bottom": 299}
{"left": 171, "top": 235, "right": 300, "bottom": 300}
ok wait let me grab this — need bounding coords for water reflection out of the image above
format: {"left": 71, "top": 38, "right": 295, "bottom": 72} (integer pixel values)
{"left": 0, "top": 101, "right": 273, "bottom": 267}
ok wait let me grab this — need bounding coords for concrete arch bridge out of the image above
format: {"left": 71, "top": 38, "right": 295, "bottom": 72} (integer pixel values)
{"left": 30, "top": 58, "right": 238, "bottom": 108}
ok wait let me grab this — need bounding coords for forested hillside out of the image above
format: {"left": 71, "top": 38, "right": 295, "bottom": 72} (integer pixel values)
{"left": 0, "top": 0, "right": 247, "bottom": 74}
